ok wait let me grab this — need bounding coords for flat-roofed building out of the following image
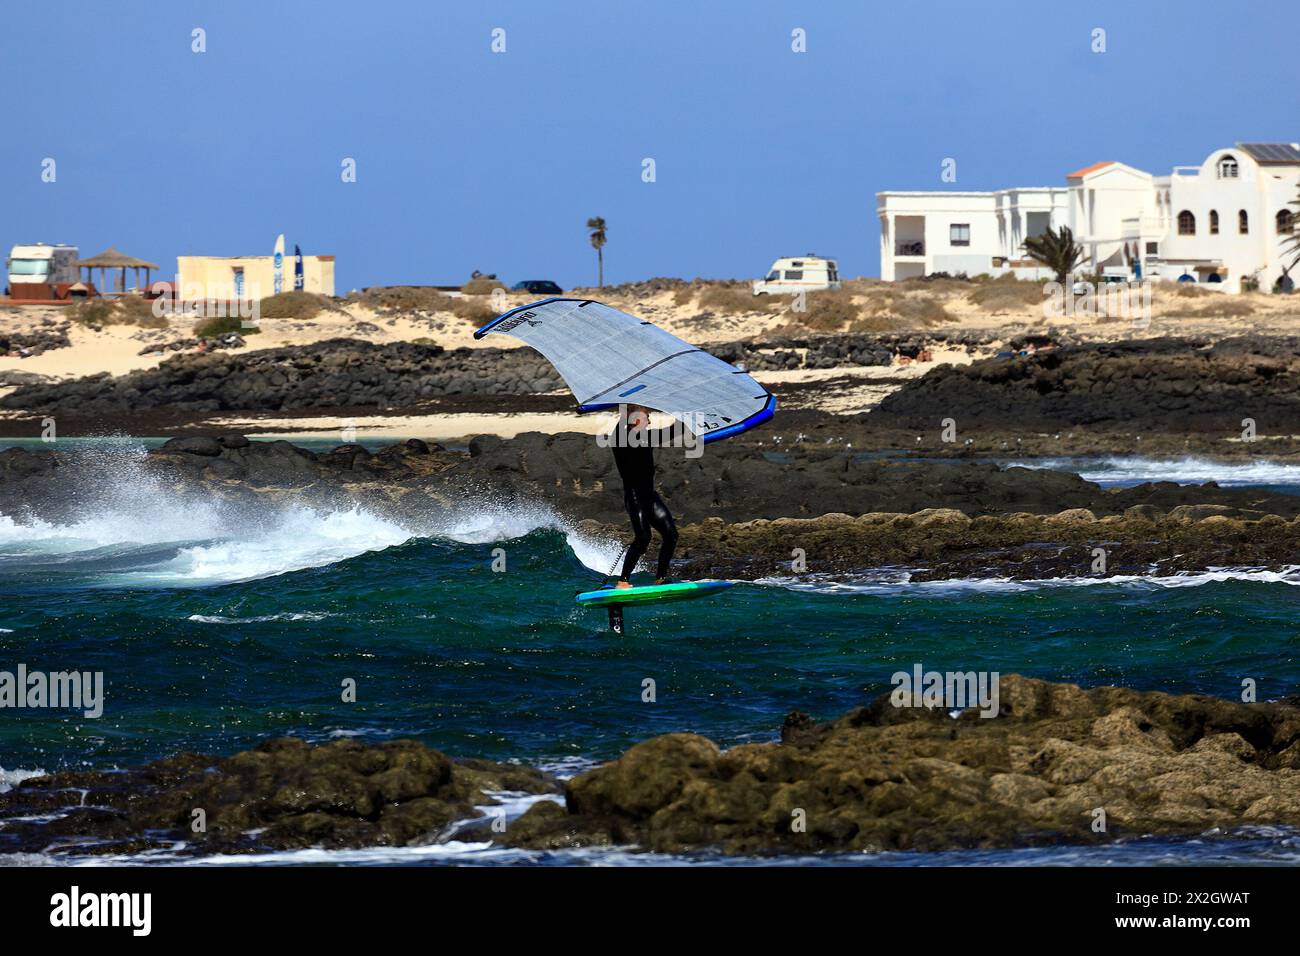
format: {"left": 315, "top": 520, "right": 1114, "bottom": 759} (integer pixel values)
{"left": 175, "top": 253, "right": 335, "bottom": 301}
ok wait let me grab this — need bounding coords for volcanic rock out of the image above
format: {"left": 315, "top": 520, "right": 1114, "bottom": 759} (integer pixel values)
{"left": 502, "top": 675, "right": 1300, "bottom": 855}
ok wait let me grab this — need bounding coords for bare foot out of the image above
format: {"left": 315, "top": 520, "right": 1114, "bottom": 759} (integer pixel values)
{"left": 655, "top": 578, "right": 672, "bottom": 585}
{"left": 615, "top": 580, "right": 633, "bottom": 589}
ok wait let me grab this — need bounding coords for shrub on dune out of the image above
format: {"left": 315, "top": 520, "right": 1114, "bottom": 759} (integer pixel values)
{"left": 352, "top": 286, "right": 452, "bottom": 315}
{"left": 698, "top": 284, "right": 780, "bottom": 314}
{"left": 1161, "top": 297, "right": 1256, "bottom": 319}
{"left": 460, "top": 277, "right": 506, "bottom": 296}
{"left": 895, "top": 273, "right": 973, "bottom": 296}
{"left": 794, "top": 288, "right": 862, "bottom": 331}
{"left": 68, "top": 297, "right": 169, "bottom": 329}
{"left": 450, "top": 296, "right": 497, "bottom": 326}
{"left": 194, "top": 315, "right": 255, "bottom": 338}
{"left": 258, "top": 291, "right": 340, "bottom": 320}
{"left": 849, "top": 290, "right": 951, "bottom": 331}
{"left": 967, "top": 275, "right": 1047, "bottom": 313}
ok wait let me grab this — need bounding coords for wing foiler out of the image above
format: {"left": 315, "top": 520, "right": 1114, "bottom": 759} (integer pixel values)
{"left": 473, "top": 297, "right": 776, "bottom": 443}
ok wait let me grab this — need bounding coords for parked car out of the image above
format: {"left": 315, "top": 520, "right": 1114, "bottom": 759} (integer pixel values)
{"left": 752, "top": 255, "right": 840, "bottom": 295}
{"left": 511, "top": 280, "right": 563, "bottom": 295}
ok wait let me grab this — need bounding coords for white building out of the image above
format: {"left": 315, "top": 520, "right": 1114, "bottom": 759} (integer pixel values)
{"left": 877, "top": 142, "right": 1300, "bottom": 293}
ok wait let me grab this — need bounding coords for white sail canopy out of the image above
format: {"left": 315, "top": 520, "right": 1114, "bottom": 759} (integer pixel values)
{"left": 474, "top": 297, "right": 775, "bottom": 443}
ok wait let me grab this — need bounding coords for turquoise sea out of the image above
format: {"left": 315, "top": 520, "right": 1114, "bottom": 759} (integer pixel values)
{"left": 2, "top": 439, "right": 1299, "bottom": 865}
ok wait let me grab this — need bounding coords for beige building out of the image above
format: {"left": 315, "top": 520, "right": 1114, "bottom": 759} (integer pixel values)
{"left": 175, "top": 253, "right": 335, "bottom": 301}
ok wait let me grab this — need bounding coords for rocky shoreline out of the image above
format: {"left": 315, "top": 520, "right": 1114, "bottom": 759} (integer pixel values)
{"left": 4, "top": 325, "right": 1300, "bottom": 581}
{"left": 2, "top": 676, "right": 1296, "bottom": 858}
{"left": 503, "top": 675, "right": 1300, "bottom": 855}
{"left": 666, "top": 507, "right": 1300, "bottom": 581}
{"left": 873, "top": 335, "right": 1300, "bottom": 433}
{"left": 0, "top": 737, "right": 557, "bottom": 857}
{"left": 3, "top": 429, "right": 1299, "bottom": 581}
{"left": 7, "top": 333, "right": 1300, "bottom": 460}
{"left": 0, "top": 331, "right": 979, "bottom": 422}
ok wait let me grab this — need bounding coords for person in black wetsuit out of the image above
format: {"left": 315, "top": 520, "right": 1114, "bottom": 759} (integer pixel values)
{"left": 611, "top": 404, "right": 678, "bottom": 589}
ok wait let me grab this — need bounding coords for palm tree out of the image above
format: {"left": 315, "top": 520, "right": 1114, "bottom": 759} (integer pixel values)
{"left": 586, "top": 217, "right": 607, "bottom": 288}
{"left": 1282, "top": 185, "right": 1300, "bottom": 271}
{"left": 1021, "top": 225, "right": 1085, "bottom": 285}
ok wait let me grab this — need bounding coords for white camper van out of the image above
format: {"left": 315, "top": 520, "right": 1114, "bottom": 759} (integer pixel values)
{"left": 752, "top": 255, "right": 841, "bottom": 295}
{"left": 7, "top": 243, "right": 79, "bottom": 286}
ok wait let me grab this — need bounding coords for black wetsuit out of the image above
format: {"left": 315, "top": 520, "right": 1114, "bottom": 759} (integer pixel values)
{"left": 612, "top": 428, "right": 678, "bottom": 582}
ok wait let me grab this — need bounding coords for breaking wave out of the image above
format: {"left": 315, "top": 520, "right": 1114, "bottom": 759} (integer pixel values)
{"left": 427, "top": 501, "right": 626, "bottom": 576}
{"left": 0, "top": 503, "right": 414, "bottom": 586}
{"left": 0, "top": 501, "right": 625, "bottom": 588}
{"left": 0, "top": 441, "right": 625, "bottom": 586}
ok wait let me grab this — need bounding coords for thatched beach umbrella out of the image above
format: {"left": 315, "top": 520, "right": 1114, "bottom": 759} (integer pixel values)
{"left": 74, "top": 247, "right": 161, "bottom": 295}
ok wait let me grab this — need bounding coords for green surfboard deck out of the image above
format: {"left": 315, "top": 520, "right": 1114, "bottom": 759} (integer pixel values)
{"left": 575, "top": 580, "right": 734, "bottom": 608}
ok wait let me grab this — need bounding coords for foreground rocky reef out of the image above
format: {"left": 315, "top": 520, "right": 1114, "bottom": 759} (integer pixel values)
{"left": 505, "top": 676, "right": 1300, "bottom": 855}
{"left": 3, "top": 677, "right": 1297, "bottom": 858}
{"left": 0, "top": 737, "right": 557, "bottom": 857}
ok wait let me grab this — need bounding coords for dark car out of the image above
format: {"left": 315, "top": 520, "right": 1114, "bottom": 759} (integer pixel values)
{"left": 511, "top": 280, "right": 563, "bottom": 295}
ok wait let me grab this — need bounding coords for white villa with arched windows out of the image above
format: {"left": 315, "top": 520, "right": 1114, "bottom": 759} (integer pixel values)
{"left": 877, "top": 142, "right": 1300, "bottom": 293}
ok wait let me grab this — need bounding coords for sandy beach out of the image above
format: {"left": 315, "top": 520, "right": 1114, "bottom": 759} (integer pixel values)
{"left": 7, "top": 279, "right": 1297, "bottom": 387}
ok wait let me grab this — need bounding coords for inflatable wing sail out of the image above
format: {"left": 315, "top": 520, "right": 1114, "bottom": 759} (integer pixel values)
{"left": 474, "top": 298, "right": 775, "bottom": 443}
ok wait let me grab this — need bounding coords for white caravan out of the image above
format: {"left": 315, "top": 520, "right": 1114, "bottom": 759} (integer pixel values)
{"left": 7, "top": 243, "right": 79, "bottom": 286}
{"left": 752, "top": 255, "right": 841, "bottom": 295}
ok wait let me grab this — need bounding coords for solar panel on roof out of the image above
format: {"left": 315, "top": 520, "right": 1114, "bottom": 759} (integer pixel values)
{"left": 1238, "top": 143, "right": 1300, "bottom": 164}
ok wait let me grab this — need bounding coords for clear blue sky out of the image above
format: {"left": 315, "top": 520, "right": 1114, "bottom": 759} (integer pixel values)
{"left": 3, "top": 0, "right": 1297, "bottom": 291}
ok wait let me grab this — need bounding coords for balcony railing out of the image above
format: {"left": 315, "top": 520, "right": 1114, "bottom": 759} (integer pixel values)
{"left": 1120, "top": 216, "right": 1164, "bottom": 238}
{"left": 895, "top": 240, "right": 925, "bottom": 257}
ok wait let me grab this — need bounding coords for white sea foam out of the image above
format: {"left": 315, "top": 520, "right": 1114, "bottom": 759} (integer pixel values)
{"left": 760, "top": 566, "right": 1300, "bottom": 595}
{"left": 1012, "top": 455, "right": 1300, "bottom": 488}
{"left": 0, "top": 438, "right": 631, "bottom": 583}
{"left": 536, "top": 755, "right": 602, "bottom": 780}
{"left": 186, "top": 612, "right": 334, "bottom": 624}
{"left": 1, "top": 496, "right": 626, "bottom": 585}
{"left": 429, "top": 502, "right": 629, "bottom": 576}
{"left": 0, "top": 442, "right": 230, "bottom": 553}
{"left": 0, "top": 767, "right": 46, "bottom": 795}
{"left": 20, "top": 829, "right": 1300, "bottom": 867}
{"left": 144, "top": 506, "right": 413, "bottom": 585}
{"left": 0, "top": 441, "right": 415, "bottom": 584}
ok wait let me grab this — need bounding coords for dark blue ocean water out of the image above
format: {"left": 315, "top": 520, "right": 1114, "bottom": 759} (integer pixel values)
{"left": 1, "top": 443, "right": 1299, "bottom": 865}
